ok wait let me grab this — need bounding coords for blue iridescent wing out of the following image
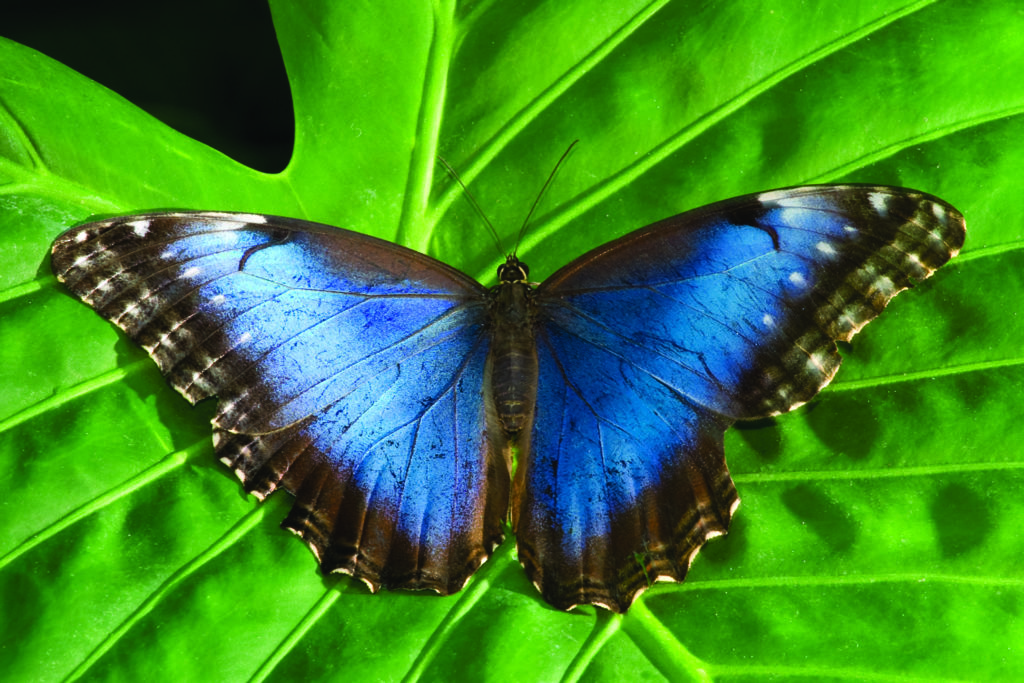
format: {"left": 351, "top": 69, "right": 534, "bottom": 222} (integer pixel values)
{"left": 51, "top": 213, "right": 509, "bottom": 594}
{"left": 516, "top": 185, "right": 965, "bottom": 611}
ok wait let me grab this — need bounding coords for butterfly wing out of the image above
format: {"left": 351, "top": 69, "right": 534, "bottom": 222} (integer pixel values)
{"left": 516, "top": 185, "right": 965, "bottom": 611}
{"left": 51, "top": 212, "right": 509, "bottom": 595}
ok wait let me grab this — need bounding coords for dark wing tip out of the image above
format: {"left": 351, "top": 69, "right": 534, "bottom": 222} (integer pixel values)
{"left": 815, "top": 188, "right": 966, "bottom": 342}
{"left": 734, "top": 187, "right": 966, "bottom": 418}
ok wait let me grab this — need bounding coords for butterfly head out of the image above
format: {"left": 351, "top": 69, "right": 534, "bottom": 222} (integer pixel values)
{"left": 497, "top": 255, "right": 530, "bottom": 284}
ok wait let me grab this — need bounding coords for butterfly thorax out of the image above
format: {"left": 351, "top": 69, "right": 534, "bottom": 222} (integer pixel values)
{"left": 487, "top": 256, "right": 539, "bottom": 437}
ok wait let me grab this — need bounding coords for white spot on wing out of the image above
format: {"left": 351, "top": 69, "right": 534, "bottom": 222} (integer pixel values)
{"left": 203, "top": 212, "right": 269, "bottom": 225}
{"left": 238, "top": 331, "right": 252, "bottom": 344}
{"left": 773, "top": 207, "right": 804, "bottom": 228}
{"left": 156, "top": 318, "right": 182, "bottom": 343}
{"left": 806, "top": 351, "right": 827, "bottom": 374}
{"left": 843, "top": 225, "right": 858, "bottom": 235}
{"left": 762, "top": 313, "right": 775, "bottom": 327}
{"left": 815, "top": 241, "right": 837, "bottom": 256}
{"left": 758, "top": 189, "right": 785, "bottom": 204}
{"left": 132, "top": 220, "right": 152, "bottom": 237}
{"left": 75, "top": 230, "right": 89, "bottom": 243}
{"left": 789, "top": 271, "right": 807, "bottom": 287}
{"left": 181, "top": 266, "right": 201, "bottom": 279}
{"left": 758, "top": 188, "right": 811, "bottom": 206}
{"left": 872, "top": 275, "right": 895, "bottom": 296}
{"left": 931, "top": 201, "right": 947, "bottom": 224}
{"left": 868, "top": 192, "right": 889, "bottom": 217}
{"left": 210, "top": 294, "right": 226, "bottom": 306}
{"left": 927, "top": 229, "right": 947, "bottom": 245}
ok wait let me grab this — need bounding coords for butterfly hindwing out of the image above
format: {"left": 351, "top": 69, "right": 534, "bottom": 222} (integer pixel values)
{"left": 51, "top": 213, "right": 509, "bottom": 594}
{"left": 514, "top": 323, "right": 736, "bottom": 611}
{"left": 515, "top": 185, "right": 965, "bottom": 611}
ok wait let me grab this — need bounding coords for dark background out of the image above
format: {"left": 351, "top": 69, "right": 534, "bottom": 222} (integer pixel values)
{"left": 2, "top": 1, "right": 294, "bottom": 172}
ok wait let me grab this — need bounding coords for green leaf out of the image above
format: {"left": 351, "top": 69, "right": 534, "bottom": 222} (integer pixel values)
{"left": 2, "top": 1, "right": 1022, "bottom": 680}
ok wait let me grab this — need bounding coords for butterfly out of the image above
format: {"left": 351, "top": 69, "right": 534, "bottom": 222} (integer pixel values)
{"left": 50, "top": 184, "right": 965, "bottom": 612}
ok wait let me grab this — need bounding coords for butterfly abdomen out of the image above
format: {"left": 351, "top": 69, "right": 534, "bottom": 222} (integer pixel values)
{"left": 487, "top": 280, "right": 539, "bottom": 436}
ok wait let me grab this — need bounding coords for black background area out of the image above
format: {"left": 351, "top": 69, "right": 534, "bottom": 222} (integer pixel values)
{"left": 1, "top": 1, "right": 294, "bottom": 173}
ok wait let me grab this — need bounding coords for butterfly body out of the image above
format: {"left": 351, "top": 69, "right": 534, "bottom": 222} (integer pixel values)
{"left": 487, "top": 258, "right": 539, "bottom": 437}
{"left": 51, "top": 185, "right": 965, "bottom": 612}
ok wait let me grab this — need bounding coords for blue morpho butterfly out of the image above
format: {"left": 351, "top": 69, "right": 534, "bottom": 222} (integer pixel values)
{"left": 50, "top": 157, "right": 965, "bottom": 612}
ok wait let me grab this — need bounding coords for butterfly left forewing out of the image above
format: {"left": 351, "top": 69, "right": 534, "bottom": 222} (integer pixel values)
{"left": 517, "top": 185, "right": 965, "bottom": 611}
{"left": 52, "top": 212, "right": 509, "bottom": 595}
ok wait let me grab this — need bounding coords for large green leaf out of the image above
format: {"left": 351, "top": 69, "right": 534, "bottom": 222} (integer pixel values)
{"left": 2, "top": 1, "right": 1021, "bottom": 680}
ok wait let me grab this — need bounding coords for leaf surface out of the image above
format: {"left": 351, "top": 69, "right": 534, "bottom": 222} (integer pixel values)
{"left": 2, "top": 1, "right": 1022, "bottom": 680}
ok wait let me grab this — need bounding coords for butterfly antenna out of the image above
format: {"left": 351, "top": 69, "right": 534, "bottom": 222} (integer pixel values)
{"left": 513, "top": 139, "right": 579, "bottom": 256}
{"left": 437, "top": 155, "right": 505, "bottom": 258}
